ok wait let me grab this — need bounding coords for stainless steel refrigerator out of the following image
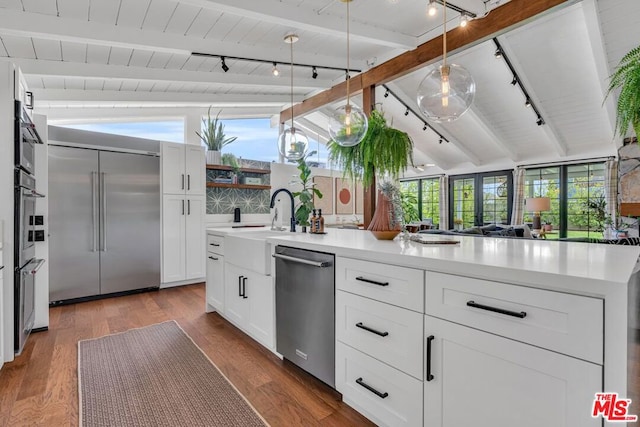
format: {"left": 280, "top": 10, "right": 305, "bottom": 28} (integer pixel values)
{"left": 48, "top": 145, "right": 160, "bottom": 303}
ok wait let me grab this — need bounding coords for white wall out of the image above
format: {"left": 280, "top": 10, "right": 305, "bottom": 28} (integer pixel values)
{"left": 33, "top": 114, "right": 48, "bottom": 329}
{"left": 0, "top": 62, "right": 14, "bottom": 363}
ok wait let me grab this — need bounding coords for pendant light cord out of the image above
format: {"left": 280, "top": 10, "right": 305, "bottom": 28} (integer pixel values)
{"left": 346, "top": 0, "right": 351, "bottom": 108}
{"left": 290, "top": 39, "right": 294, "bottom": 129}
{"left": 443, "top": 0, "right": 447, "bottom": 67}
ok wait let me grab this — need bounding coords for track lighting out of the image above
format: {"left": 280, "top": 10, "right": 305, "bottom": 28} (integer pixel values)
{"left": 511, "top": 76, "right": 518, "bottom": 86}
{"left": 272, "top": 62, "right": 280, "bottom": 77}
{"left": 423, "top": 124, "right": 428, "bottom": 131}
{"left": 221, "top": 57, "right": 229, "bottom": 72}
{"left": 428, "top": 0, "right": 437, "bottom": 16}
{"left": 460, "top": 14, "right": 469, "bottom": 27}
{"left": 494, "top": 49, "right": 503, "bottom": 59}
{"left": 384, "top": 90, "right": 389, "bottom": 98}
{"left": 536, "top": 117, "right": 545, "bottom": 126}
{"left": 525, "top": 99, "right": 531, "bottom": 108}
{"left": 312, "top": 66, "right": 318, "bottom": 79}
{"left": 405, "top": 108, "right": 410, "bottom": 116}
{"left": 439, "top": 138, "right": 443, "bottom": 144}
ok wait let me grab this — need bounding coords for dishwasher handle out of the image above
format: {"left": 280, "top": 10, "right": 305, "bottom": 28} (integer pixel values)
{"left": 272, "top": 253, "right": 331, "bottom": 268}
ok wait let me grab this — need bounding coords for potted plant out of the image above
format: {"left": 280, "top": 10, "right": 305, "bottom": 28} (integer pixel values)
{"left": 542, "top": 221, "right": 553, "bottom": 232}
{"left": 221, "top": 153, "right": 241, "bottom": 184}
{"left": 453, "top": 218, "right": 464, "bottom": 231}
{"left": 196, "top": 107, "right": 237, "bottom": 164}
{"left": 604, "top": 212, "right": 638, "bottom": 239}
{"left": 328, "top": 109, "right": 414, "bottom": 187}
{"left": 368, "top": 181, "right": 404, "bottom": 240}
{"left": 606, "top": 45, "right": 640, "bottom": 142}
{"left": 292, "top": 151, "right": 323, "bottom": 232}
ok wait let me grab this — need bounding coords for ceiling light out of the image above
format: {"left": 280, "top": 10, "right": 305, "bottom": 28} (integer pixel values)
{"left": 417, "top": 0, "right": 475, "bottom": 122}
{"left": 272, "top": 62, "right": 280, "bottom": 77}
{"left": 536, "top": 117, "right": 545, "bottom": 126}
{"left": 439, "top": 138, "right": 443, "bottom": 144}
{"left": 428, "top": 0, "right": 437, "bottom": 16}
{"left": 494, "top": 49, "right": 503, "bottom": 59}
{"left": 423, "top": 124, "right": 428, "bottom": 131}
{"left": 278, "top": 34, "right": 308, "bottom": 161}
{"left": 460, "top": 14, "right": 469, "bottom": 27}
{"left": 525, "top": 98, "right": 531, "bottom": 108}
{"left": 328, "top": 0, "right": 368, "bottom": 147}
{"left": 312, "top": 66, "right": 318, "bottom": 79}
{"left": 384, "top": 89, "right": 389, "bottom": 98}
{"left": 221, "top": 57, "right": 229, "bottom": 72}
{"left": 511, "top": 76, "right": 518, "bottom": 85}
{"left": 404, "top": 108, "right": 410, "bottom": 116}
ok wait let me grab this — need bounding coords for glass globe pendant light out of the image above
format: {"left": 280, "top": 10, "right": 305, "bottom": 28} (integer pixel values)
{"left": 327, "top": 0, "right": 368, "bottom": 147}
{"left": 416, "top": 0, "right": 475, "bottom": 122}
{"left": 278, "top": 33, "right": 309, "bottom": 161}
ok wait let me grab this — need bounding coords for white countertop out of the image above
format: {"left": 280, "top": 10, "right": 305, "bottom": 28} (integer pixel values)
{"left": 257, "top": 229, "right": 640, "bottom": 296}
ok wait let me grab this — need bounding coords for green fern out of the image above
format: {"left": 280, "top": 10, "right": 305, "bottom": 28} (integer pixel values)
{"left": 327, "top": 109, "right": 414, "bottom": 187}
{"left": 606, "top": 45, "right": 640, "bottom": 140}
{"left": 196, "top": 107, "right": 238, "bottom": 151}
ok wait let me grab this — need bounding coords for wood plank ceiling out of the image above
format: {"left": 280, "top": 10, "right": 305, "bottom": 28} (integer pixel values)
{"left": 0, "top": 0, "right": 637, "bottom": 171}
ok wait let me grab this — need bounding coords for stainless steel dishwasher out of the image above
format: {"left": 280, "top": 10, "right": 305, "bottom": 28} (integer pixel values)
{"left": 274, "top": 245, "right": 335, "bottom": 387}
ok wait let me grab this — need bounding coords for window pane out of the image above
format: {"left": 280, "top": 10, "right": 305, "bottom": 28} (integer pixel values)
{"left": 482, "top": 175, "right": 509, "bottom": 225}
{"left": 421, "top": 178, "right": 440, "bottom": 227}
{"left": 452, "top": 178, "right": 475, "bottom": 228}
{"left": 400, "top": 181, "right": 420, "bottom": 223}
{"left": 566, "top": 163, "right": 605, "bottom": 239}
{"left": 524, "top": 167, "right": 560, "bottom": 232}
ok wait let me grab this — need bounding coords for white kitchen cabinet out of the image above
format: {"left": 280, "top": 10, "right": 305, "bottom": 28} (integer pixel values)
{"left": 206, "top": 253, "right": 224, "bottom": 313}
{"left": 424, "top": 316, "right": 601, "bottom": 427}
{"left": 161, "top": 195, "right": 205, "bottom": 283}
{"left": 161, "top": 142, "right": 205, "bottom": 196}
{"left": 0, "top": 263, "right": 4, "bottom": 370}
{"left": 223, "top": 262, "right": 274, "bottom": 349}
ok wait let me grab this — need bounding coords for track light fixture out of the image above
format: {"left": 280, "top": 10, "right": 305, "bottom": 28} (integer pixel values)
{"left": 460, "top": 13, "right": 469, "bottom": 27}
{"left": 221, "top": 57, "right": 229, "bottom": 72}
{"left": 405, "top": 108, "right": 410, "bottom": 116}
{"left": 494, "top": 48, "right": 503, "bottom": 59}
{"left": 493, "top": 38, "right": 546, "bottom": 126}
{"left": 423, "top": 124, "right": 428, "bottom": 131}
{"left": 428, "top": 0, "right": 437, "bottom": 16}
{"left": 272, "top": 62, "right": 280, "bottom": 77}
{"left": 439, "top": 138, "right": 443, "bottom": 144}
{"left": 384, "top": 89, "right": 389, "bottom": 98}
{"left": 427, "top": 0, "right": 477, "bottom": 19}
{"left": 312, "top": 66, "right": 318, "bottom": 79}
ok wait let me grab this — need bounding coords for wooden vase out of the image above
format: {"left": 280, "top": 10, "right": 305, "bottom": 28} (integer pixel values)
{"left": 368, "top": 191, "right": 401, "bottom": 240}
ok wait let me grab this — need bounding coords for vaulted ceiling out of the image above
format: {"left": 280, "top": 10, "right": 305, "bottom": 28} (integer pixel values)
{"left": 0, "top": 0, "right": 637, "bottom": 173}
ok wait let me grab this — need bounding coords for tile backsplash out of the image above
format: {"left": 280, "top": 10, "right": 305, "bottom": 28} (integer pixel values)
{"left": 206, "top": 159, "right": 271, "bottom": 215}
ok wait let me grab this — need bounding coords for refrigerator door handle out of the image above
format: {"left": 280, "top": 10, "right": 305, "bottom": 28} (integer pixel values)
{"left": 187, "top": 174, "right": 191, "bottom": 191}
{"left": 182, "top": 199, "right": 185, "bottom": 215}
{"left": 187, "top": 199, "right": 191, "bottom": 215}
{"left": 100, "top": 172, "right": 107, "bottom": 252}
{"left": 91, "top": 171, "right": 98, "bottom": 252}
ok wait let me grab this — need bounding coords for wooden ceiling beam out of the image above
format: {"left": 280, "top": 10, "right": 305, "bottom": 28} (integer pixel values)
{"left": 280, "top": 0, "right": 574, "bottom": 123}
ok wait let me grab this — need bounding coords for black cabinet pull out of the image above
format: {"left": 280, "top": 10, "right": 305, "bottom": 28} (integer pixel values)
{"left": 208, "top": 256, "right": 218, "bottom": 261}
{"left": 238, "top": 276, "right": 244, "bottom": 297}
{"left": 355, "top": 276, "right": 389, "bottom": 287}
{"left": 426, "top": 335, "right": 435, "bottom": 381}
{"left": 187, "top": 199, "right": 191, "bottom": 215}
{"left": 355, "top": 322, "right": 389, "bottom": 337}
{"left": 187, "top": 174, "right": 191, "bottom": 190}
{"left": 466, "top": 300, "right": 526, "bottom": 319}
{"left": 181, "top": 174, "right": 185, "bottom": 190}
{"left": 209, "top": 243, "right": 220, "bottom": 247}
{"left": 355, "top": 378, "right": 388, "bottom": 399}
{"left": 242, "top": 277, "right": 248, "bottom": 299}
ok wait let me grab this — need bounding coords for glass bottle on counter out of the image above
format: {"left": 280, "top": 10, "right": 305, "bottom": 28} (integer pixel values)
{"left": 310, "top": 209, "right": 317, "bottom": 233}
{"left": 318, "top": 209, "right": 325, "bottom": 233}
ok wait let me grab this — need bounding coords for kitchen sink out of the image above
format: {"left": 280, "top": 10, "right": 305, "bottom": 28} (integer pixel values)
{"left": 225, "top": 230, "right": 288, "bottom": 274}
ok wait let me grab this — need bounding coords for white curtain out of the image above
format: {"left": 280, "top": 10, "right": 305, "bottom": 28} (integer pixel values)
{"left": 511, "top": 168, "right": 526, "bottom": 225}
{"left": 439, "top": 175, "right": 449, "bottom": 230}
{"left": 604, "top": 158, "right": 618, "bottom": 231}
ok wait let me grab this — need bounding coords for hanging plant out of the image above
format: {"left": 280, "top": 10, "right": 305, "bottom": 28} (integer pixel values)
{"left": 328, "top": 109, "right": 414, "bottom": 187}
{"left": 606, "top": 45, "right": 640, "bottom": 141}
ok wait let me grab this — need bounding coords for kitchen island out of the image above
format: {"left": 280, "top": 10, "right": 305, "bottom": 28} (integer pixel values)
{"left": 207, "top": 228, "right": 640, "bottom": 426}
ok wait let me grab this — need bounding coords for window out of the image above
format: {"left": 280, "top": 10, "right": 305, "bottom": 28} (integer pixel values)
{"left": 524, "top": 162, "right": 605, "bottom": 239}
{"left": 399, "top": 178, "right": 440, "bottom": 226}
{"left": 449, "top": 171, "right": 513, "bottom": 228}
{"left": 62, "top": 120, "right": 184, "bottom": 143}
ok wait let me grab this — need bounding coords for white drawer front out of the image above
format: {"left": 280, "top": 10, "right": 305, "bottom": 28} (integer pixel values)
{"left": 425, "top": 271, "right": 603, "bottom": 364}
{"left": 337, "top": 291, "right": 423, "bottom": 379}
{"left": 206, "top": 234, "right": 225, "bottom": 255}
{"left": 336, "top": 342, "right": 423, "bottom": 427}
{"left": 336, "top": 257, "right": 424, "bottom": 312}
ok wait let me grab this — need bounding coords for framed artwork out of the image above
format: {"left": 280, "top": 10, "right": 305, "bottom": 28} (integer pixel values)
{"left": 354, "top": 181, "right": 364, "bottom": 215}
{"left": 335, "top": 178, "right": 354, "bottom": 215}
{"left": 312, "top": 176, "right": 333, "bottom": 215}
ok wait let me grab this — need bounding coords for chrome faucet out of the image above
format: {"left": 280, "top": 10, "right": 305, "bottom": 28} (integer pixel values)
{"left": 270, "top": 188, "right": 296, "bottom": 232}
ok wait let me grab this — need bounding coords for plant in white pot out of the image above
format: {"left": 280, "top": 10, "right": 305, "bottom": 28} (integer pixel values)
{"left": 196, "top": 107, "right": 237, "bottom": 164}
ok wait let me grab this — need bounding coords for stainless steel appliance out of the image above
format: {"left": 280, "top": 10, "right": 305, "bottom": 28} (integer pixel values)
{"left": 274, "top": 246, "right": 335, "bottom": 387}
{"left": 48, "top": 145, "right": 160, "bottom": 303}
{"left": 14, "top": 100, "right": 43, "bottom": 175}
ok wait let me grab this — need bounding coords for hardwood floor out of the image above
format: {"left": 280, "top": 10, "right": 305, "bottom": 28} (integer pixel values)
{"left": 0, "top": 284, "right": 374, "bottom": 427}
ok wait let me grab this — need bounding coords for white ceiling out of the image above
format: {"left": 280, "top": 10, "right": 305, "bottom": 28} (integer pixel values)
{"left": 0, "top": 0, "right": 637, "bottom": 173}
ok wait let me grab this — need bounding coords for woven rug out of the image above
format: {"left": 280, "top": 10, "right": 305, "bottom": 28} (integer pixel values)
{"left": 78, "top": 321, "right": 268, "bottom": 427}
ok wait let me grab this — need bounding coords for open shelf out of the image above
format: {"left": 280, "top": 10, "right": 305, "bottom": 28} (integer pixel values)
{"left": 206, "top": 164, "right": 270, "bottom": 174}
{"left": 207, "top": 182, "right": 271, "bottom": 190}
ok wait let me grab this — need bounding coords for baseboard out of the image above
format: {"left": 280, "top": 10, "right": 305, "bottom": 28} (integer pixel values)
{"left": 31, "top": 326, "right": 48, "bottom": 334}
{"left": 160, "top": 278, "right": 205, "bottom": 289}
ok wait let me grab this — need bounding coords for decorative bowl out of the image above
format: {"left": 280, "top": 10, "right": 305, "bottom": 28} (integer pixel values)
{"left": 370, "top": 230, "right": 401, "bottom": 240}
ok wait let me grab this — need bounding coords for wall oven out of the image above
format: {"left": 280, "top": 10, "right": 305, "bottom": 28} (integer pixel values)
{"left": 14, "top": 100, "right": 42, "bottom": 175}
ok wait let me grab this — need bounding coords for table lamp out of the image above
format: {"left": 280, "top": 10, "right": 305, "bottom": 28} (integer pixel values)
{"left": 525, "top": 197, "right": 551, "bottom": 230}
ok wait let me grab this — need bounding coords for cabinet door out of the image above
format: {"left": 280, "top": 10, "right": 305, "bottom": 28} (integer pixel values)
{"left": 185, "top": 145, "right": 205, "bottom": 196}
{"left": 424, "top": 316, "right": 601, "bottom": 427}
{"left": 223, "top": 263, "right": 248, "bottom": 328}
{"left": 162, "top": 195, "right": 185, "bottom": 283}
{"left": 185, "top": 196, "right": 205, "bottom": 279}
{"left": 206, "top": 253, "right": 224, "bottom": 313}
{"left": 161, "top": 142, "right": 186, "bottom": 195}
{"left": 246, "top": 272, "right": 275, "bottom": 349}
